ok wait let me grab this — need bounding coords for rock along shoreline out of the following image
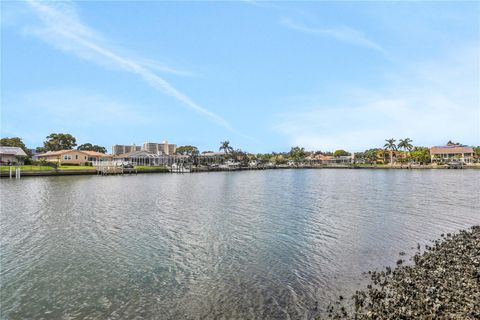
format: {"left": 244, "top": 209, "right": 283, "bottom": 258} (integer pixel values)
{"left": 322, "top": 226, "right": 480, "bottom": 319}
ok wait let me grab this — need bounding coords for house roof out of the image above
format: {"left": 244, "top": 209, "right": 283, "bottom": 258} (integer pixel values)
{"left": 81, "top": 150, "right": 112, "bottom": 157}
{"left": 305, "top": 154, "right": 332, "bottom": 161}
{"left": 199, "top": 152, "right": 225, "bottom": 157}
{"left": 0, "top": 146, "right": 28, "bottom": 157}
{"left": 113, "top": 150, "right": 156, "bottom": 158}
{"left": 430, "top": 146, "right": 474, "bottom": 155}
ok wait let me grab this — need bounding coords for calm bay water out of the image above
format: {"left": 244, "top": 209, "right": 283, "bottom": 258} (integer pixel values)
{"left": 1, "top": 169, "right": 479, "bottom": 319}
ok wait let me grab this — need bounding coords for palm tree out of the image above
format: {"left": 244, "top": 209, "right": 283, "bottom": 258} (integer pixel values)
{"left": 398, "top": 138, "right": 413, "bottom": 162}
{"left": 398, "top": 138, "right": 413, "bottom": 152}
{"left": 219, "top": 140, "right": 233, "bottom": 155}
{"left": 384, "top": 138, "right": 397, "bottom": 166}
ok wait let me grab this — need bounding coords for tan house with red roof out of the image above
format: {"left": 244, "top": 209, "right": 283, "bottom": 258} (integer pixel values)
{"left": 37, "top": 150, "right": 112, "bottom": 165}
{"left": 430, "top": 145, "right": 475, "bottom": 163}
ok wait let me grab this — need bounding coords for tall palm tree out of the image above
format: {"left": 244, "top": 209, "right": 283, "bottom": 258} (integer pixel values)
{"left": 398, "top": 138, "right": 413, "bottom": 162}
{"left": 384, "top": 138, "right": 397, "bottom": 166}
{"left": 219, "top": 140, "right": 233, "bottom": 155}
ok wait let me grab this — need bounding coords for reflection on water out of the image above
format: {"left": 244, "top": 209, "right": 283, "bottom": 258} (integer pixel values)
{"left": 1, "top": 170, "right": 479, "bottom": 319}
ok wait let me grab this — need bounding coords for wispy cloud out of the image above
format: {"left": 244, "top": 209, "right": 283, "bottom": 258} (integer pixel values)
{"left": 273, "top": 46, "right": 479, "bottom": 151}
{"left": 24, "top": 0, "right": 243, "bottom": 136}
{"left": 137, "top": 58, "right": 197, "bottom": 77}
{"left": 281, "top": 18, "right": 386, "bottom": 54}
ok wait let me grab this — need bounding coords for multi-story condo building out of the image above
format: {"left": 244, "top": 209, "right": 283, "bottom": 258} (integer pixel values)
{"left": 111, "top": 144, "right": 141, "bottom": 156}
{"left": 142, "top": 141, "right": 177, "bottom": 155}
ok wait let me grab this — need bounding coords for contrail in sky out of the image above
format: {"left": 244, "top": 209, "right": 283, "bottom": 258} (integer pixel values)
{"left": 26, "top": 0, "right": 249, "bottom": 138}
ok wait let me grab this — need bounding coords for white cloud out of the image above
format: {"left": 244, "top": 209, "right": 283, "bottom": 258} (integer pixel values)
{"left": 281, "top": 17, "right": 386, "bottom": 54}
{"left": 273, "top": 47, "right": 480, "bottom": 151}
{"left": 24, "top": 0, "right": 241, "bottom": 135}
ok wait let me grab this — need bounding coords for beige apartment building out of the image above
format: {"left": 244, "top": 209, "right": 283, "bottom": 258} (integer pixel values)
{"left": 111, "top": 144, "right": 141, "bottom": 156}
{"left": 143, "top": 141, "right": 177, "bottom": 155}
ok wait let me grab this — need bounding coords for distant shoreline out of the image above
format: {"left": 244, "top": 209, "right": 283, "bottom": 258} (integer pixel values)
{"left": 1, "top": 164, "right": 479, "bottom": 178}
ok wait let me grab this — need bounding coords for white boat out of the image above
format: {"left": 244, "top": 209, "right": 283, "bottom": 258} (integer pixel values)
{"left": 220, "top": 159, "right": 240, "bottom": 170}
{"left": 170, "top": 163, "right": 190, "bottom": 173}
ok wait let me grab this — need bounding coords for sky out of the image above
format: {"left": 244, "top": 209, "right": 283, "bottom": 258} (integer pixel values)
{"left": 1, "top": 0, "right": 479, "bottom": 153}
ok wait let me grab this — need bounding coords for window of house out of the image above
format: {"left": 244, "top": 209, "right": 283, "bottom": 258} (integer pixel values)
{"left": 75, "top": 155, "right": 78, "bottom": 160}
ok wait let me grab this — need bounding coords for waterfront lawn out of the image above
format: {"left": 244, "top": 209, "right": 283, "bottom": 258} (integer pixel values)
{"left": 0, "top": 165, "right": 54, "bottom": 171}
{"left": 58, "top": 166, "right": 97, "bottom": 171}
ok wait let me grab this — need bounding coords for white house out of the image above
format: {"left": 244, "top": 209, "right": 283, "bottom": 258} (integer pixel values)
{"left": 0, "top": 147, "right": 28, "bottom": 165}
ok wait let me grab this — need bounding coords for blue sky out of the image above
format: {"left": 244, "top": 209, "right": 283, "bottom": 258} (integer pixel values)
{"left": 1, "top": 1, "right": 479, "bottom": 153}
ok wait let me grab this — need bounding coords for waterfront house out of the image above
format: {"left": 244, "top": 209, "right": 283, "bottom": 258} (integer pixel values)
{"left": 430, "top": 145, "right": 475, "bottom": 164}
{"left": 113, "top": 150, "right": 188, "bottom": 166}
{"left": 305, "top": 154, "right": 353, "bottom": 165}
{"left": 305, "top": 154, "right": 331, "bottom": 164}
{"left": 197, "top": 152, "right": 225, "bottom": 165}
{"left": 0, "top": 147, "right": 28, "bottom": 165}
{"left": 324, "top": 155, "right": 353, "bottom": 165}
{"left": 37, "top": 150, "right": 113, "bottom": 165}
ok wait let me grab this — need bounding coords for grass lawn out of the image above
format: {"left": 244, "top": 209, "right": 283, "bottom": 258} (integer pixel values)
{"left": 58, "top": 166, "right": 96, "bottom": 171}
{"left": 0, "top": 165, "right": 54, "bottom": 171}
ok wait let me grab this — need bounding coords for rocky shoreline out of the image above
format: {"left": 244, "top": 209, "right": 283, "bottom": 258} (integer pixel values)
{"left": 322, "top": 226, "right": 480, "bottom": 319}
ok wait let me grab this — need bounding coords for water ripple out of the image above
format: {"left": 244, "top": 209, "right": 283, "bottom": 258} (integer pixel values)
{"left": 1, "top": 170, "right": 479, "bottom": 319}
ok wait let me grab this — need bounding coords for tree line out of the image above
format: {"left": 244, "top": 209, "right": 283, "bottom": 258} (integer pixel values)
{"left": 2, "top": 134, "right": 480, "bottom": 165}
{"left": 1, "top": 133, "right": 107, "bottom": 157}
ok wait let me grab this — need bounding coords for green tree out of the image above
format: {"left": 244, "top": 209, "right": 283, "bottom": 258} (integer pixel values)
{"left": 176, "top": 145, "right": 199, "bottom": 156}
{"left": 446, "top": 140, "right": 461, "bottom": 146}
{"left": 354, "top": 152, "right": 365, "bottom": 161}
{"left": 272, "top": 154, "right": 287, "bottom": 165}
{"left": 38, "top": 133, "right": 77, "bottom": 152}
{"left": 219, "top": 140, "right": 233, "bottom": 155}
{"left": 398, "top": 138, "right": 413, "bottom": 162}
{"left": 364, "top": 148, "right": 380, "bottom": 164}
{"left": 384, "top": 138, "right": 397, "bottom": 166}
{"left": 232, "top": 149, "right": 248, "bottom": 165}
{"left": 288, "top": 146, "right": 307, "bottom": 162}
{"left": 333, "top": 149, "right": 350, "bottom": 157}
{"left": 410, "top": 147, "right": 431, "bottom": 164}
{"left": 77, "top": 143, "right": 107, "bottom": 153}
{"left": 0, "top": 137, "right": 32, "bottom": 157}
{"left": 472, "top": 146, "right": 480, "bottom": 163}
{"left": 398, "top": 138, "right": 413, "bottom": 152}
